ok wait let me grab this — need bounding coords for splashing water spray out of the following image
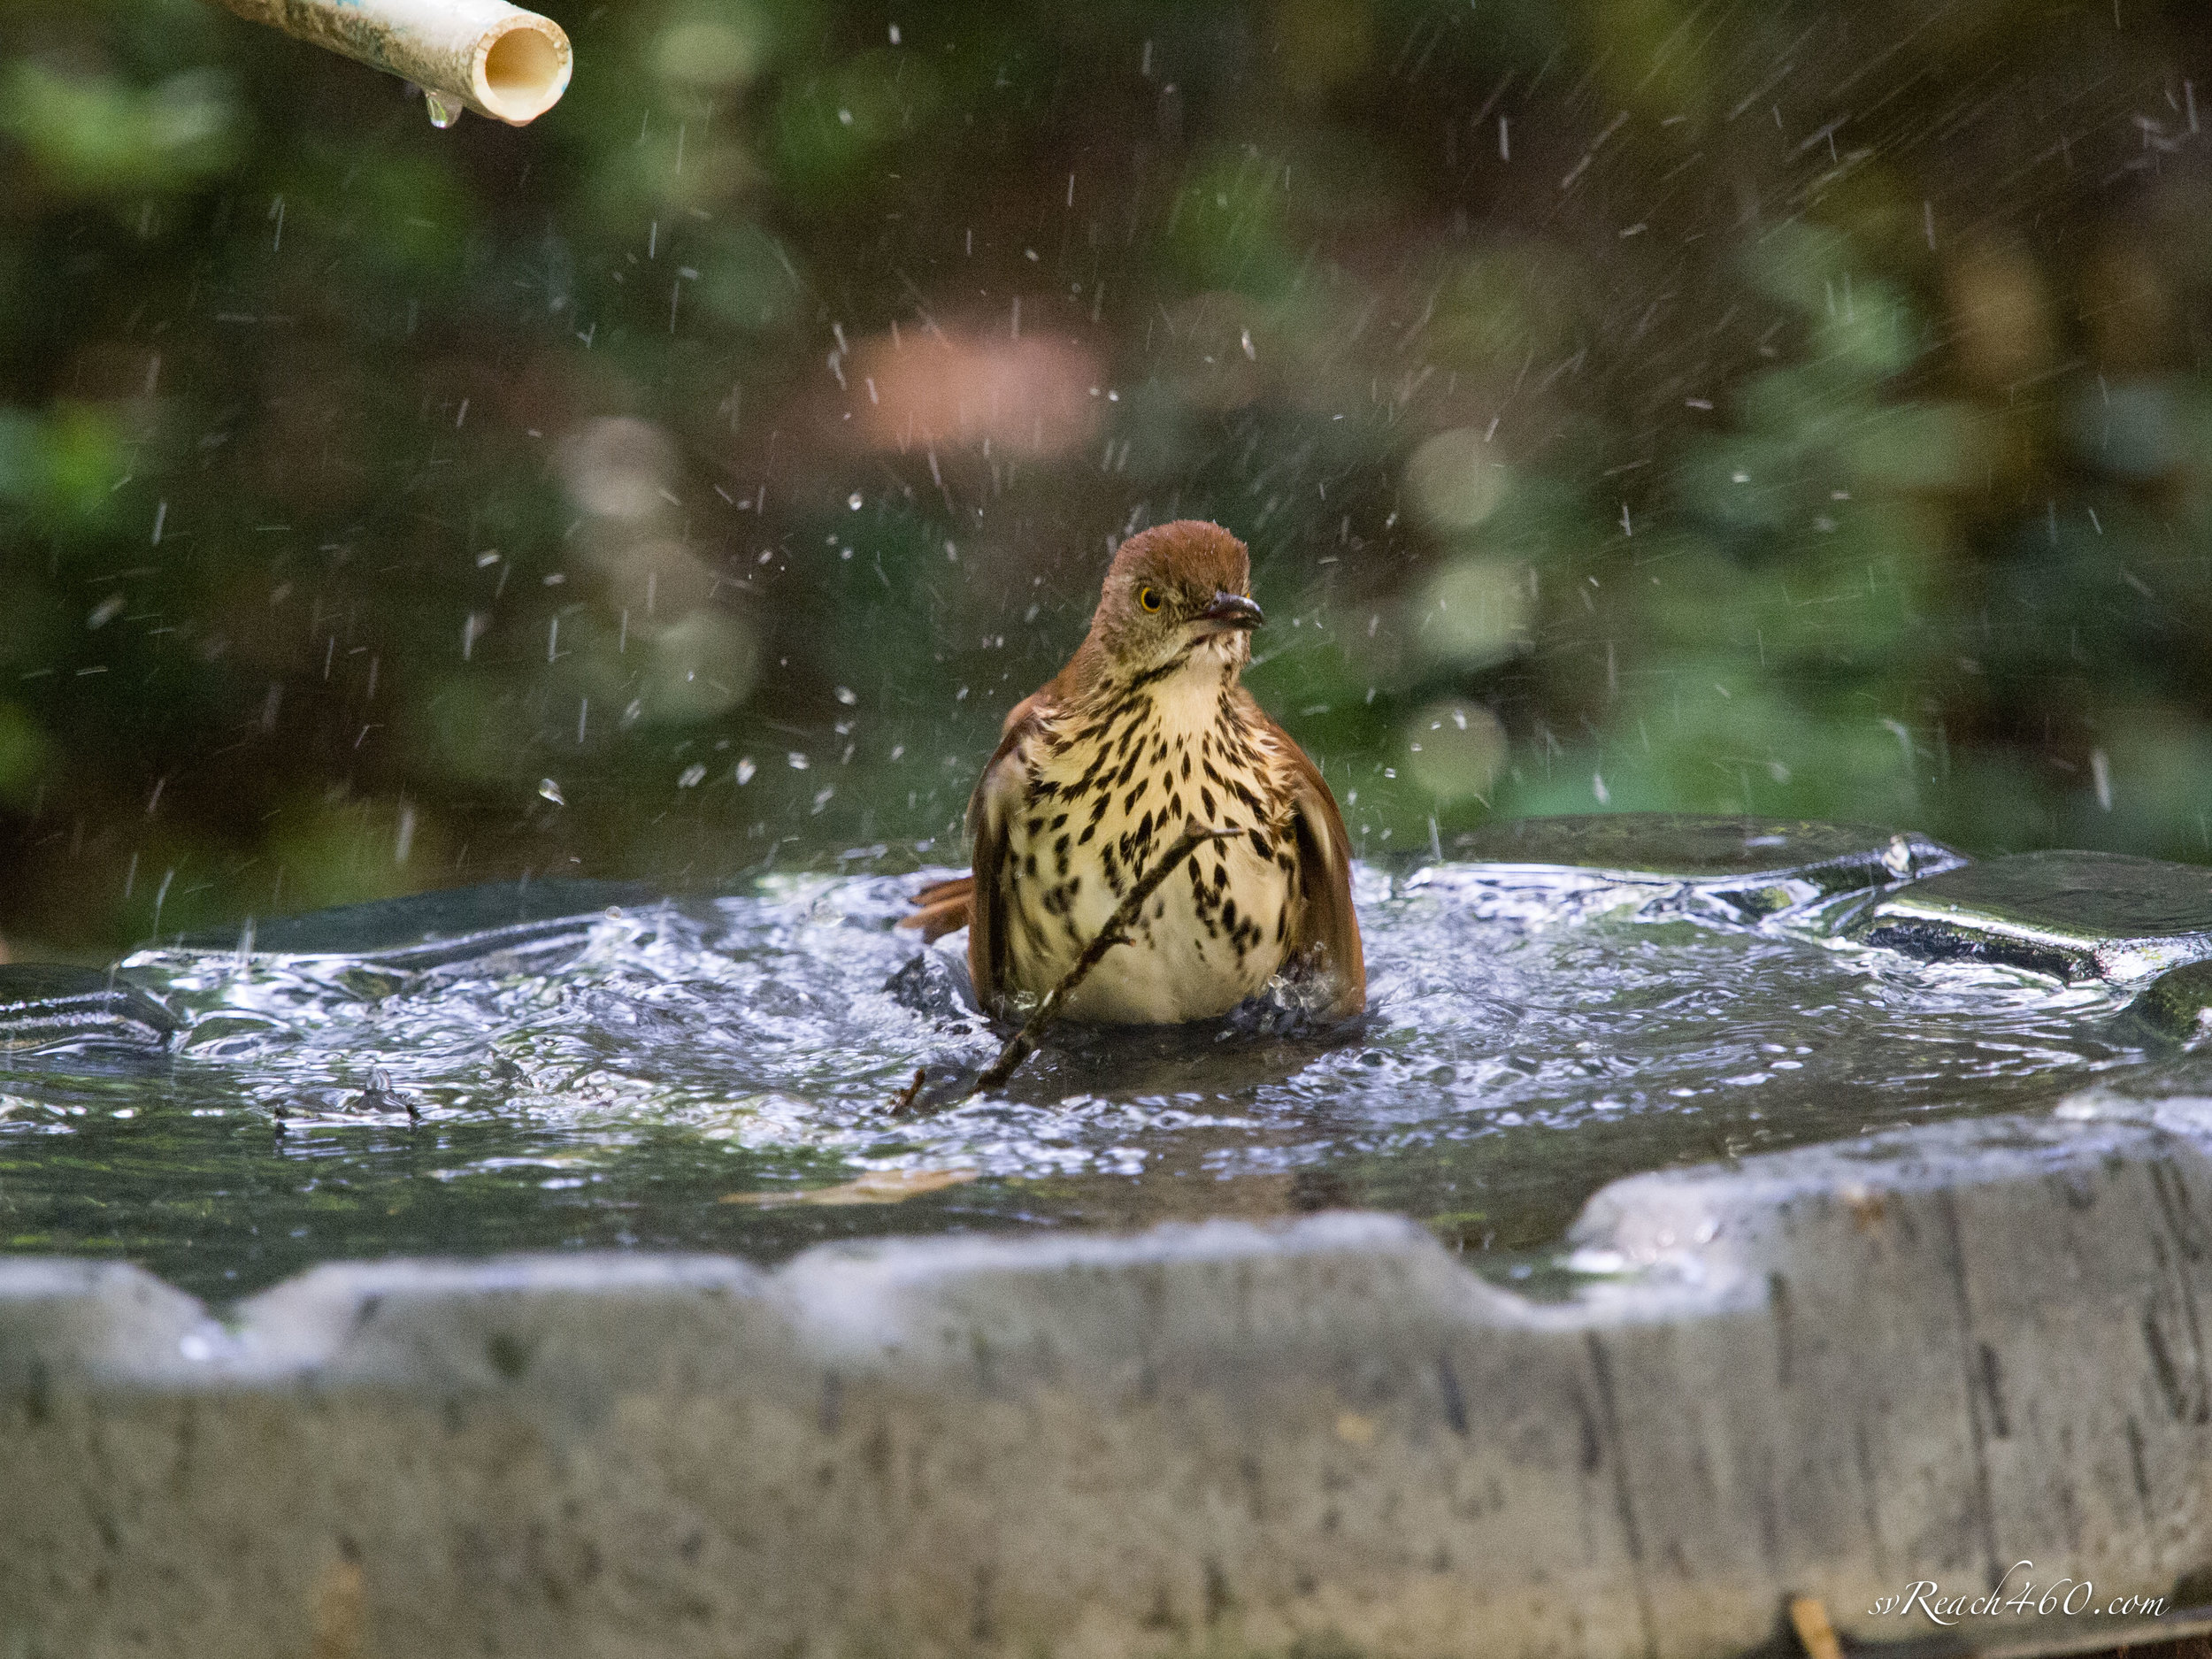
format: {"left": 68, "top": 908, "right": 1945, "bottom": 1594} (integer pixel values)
{"left": 209, "top": 0, "right": 572, "bottom": 127}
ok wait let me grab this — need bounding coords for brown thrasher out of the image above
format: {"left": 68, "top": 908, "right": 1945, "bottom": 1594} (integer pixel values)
{"left": 904, "top": 520, "right": 1365, "bottom": 1025}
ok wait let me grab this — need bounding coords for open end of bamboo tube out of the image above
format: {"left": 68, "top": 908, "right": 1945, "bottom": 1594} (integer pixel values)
{"left": 211, "top": 0, "right": 574, "bottom": 128}
{"left": 472, "top": 16, "right": 570, "bottom": 125}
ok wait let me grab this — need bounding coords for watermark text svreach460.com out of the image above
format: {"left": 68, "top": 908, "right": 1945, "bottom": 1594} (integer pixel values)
{"left": 1872, "top": 1562, "right": 2168, "bottom": 1626}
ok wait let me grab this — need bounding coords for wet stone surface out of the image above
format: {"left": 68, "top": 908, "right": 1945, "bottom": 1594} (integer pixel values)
{"left": 174, "top": 877, "right": 662, "bottom": 974}
{"left": 2129, "top": 959, "right": 2212, "bottom": 1041}
{"left": 2, "top": 813, "right": 2211, "bottom": 1302}
{"left": 0, "top": 967, "right": 178, "bottom": 1050}
{"left": 1852, "top": 849, "right": 2212, "bottom": 982}
{"left": 1455, "top": 811, "right": 1964, "bottom": 923}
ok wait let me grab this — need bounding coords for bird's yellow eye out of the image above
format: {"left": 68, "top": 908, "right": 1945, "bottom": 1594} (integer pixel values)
{"left": 1137, "top": 584, "right": 1163, "bottom": 612}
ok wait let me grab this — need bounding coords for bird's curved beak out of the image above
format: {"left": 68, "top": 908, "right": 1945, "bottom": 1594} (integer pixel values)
{"left": 1198, "top": 590, "right": 1265, "bottom": 631}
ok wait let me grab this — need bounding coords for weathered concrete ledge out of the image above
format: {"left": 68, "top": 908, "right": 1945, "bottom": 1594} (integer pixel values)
{"left": 7, "top": 1096, "right": 2212, "bottom": 1656}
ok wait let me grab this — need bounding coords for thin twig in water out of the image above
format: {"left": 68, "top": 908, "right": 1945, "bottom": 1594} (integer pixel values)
{"left": 888, "top": 1065, "right": 928, "bottom": 1117}
{"left": 885, "top": 820, "right": 1235, "bottom": 1113}
{"left": 972, "top": 819, "right": 1237, "bottom": 1093}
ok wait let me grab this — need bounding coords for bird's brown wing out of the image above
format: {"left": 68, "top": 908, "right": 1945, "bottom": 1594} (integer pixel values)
{"left": 962, "top": 693, "right": 1051, "bottom": 1016}
{"left": 898, "top": 692, "right": 1056, "bottom": 946}
{"left": 894, "top": 693, "right": 1051, "bottom": 1007}
{"left": 1258, "top": 710, "right": 1366, "bottom": 1018}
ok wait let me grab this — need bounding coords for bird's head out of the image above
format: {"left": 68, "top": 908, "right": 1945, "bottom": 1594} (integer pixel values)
{"left": 1084, "top": 519, "right": 1263, "bottom": 682}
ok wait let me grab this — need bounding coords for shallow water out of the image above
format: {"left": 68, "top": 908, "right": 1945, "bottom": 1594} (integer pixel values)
{"left": 0, "top": 849, "right": 2195, "bottom": 1303}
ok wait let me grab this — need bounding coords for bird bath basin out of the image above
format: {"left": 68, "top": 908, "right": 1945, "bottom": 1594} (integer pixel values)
{"left": 0, "top": 812, "right": 2182, "bottom": 1296}
{"left": 8, "top": 812, "right": 2212, "bottom": 1655}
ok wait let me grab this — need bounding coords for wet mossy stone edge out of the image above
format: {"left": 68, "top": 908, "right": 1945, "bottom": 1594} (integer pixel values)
{"left": 173, "top": 874, "right": 665, "bottom": 972}
{"left": 2131, "top": 957, "right": 2212, "bottom": 1040}
{"left": 0, "top": 964, "right": 178, "bottom": 1047}
{"left": 1455, "top": 810, "right": 1966, "bottom": 922}
{"left": 0, "top": 877, "right": 669, "bottom": 1048}
{"left": 1854, "top": 849, "right": 2212, "bottom": 984}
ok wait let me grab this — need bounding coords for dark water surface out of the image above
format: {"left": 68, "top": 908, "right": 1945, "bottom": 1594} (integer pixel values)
{"left": 0, "top": 833, "right": 2194, "bottom": 1304}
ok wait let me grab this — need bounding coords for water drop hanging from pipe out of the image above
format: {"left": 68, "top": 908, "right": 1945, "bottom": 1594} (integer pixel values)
{"left": 208, "top": 0, "right": 572, "bottom": 127}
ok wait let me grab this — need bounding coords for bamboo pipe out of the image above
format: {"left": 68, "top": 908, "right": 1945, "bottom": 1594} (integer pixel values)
{"left": 211, "top": 0, "right": 572, "bottom": 127}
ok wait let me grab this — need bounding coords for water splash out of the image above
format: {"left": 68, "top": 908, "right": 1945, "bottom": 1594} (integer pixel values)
{"left": 1, "top": 849, "right": 2188, "bottom": 1301}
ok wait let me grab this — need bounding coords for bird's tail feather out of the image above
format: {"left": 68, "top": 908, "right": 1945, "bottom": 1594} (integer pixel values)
{"left": 901, "top": 875, "right": 974, "bottom": 942}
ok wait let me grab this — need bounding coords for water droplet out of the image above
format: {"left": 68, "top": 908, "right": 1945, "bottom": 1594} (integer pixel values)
{"left": 734, "top": 757, "right": 757, "bottom": 785}
{"left": 848, "top": 491, "right": 864, "bottom": 510}
{"left": 425, "top": 91, "right": 462, "bottom": 129}
{"left": 538, "top": 778, "right": 566, "bottom": 805}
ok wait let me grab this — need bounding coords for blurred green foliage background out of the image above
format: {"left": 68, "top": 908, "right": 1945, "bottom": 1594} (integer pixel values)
{"left": 1, "top": 0, "right": 2209, "bottom": 954}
